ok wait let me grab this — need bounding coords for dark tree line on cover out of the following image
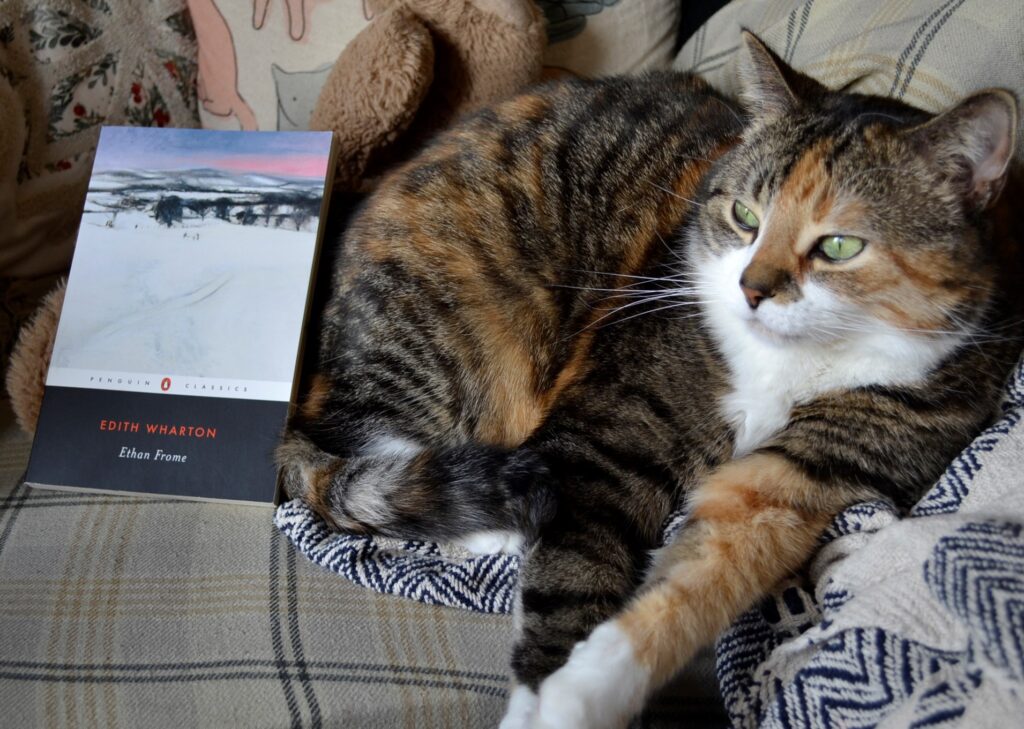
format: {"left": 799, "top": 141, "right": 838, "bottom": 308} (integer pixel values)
{"left": 122, "top": 192, "right": 320, "bottom": 230}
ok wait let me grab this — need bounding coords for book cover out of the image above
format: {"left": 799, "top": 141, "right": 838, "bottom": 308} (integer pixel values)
{"left": 26, "top": 126, "right": 336, "bottom": 505}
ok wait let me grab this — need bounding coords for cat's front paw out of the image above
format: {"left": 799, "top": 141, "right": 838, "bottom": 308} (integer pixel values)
{"left": 532, "top": 685, "right": 588, "bottom": 729}
{"left": 532, "top": 622, "right": 649, "bottom": 729}
{"left": 499, "top": 685, "right": 538, "bottom": 729}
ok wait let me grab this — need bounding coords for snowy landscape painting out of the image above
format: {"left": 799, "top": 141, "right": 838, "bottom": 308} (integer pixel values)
{"left": 49, "top": 126, "right": 334, "bottom": 394}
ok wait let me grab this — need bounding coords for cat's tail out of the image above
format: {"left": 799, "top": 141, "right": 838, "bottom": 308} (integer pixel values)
{"left": 275, "top": 430, "right": 556, "bottom": 545}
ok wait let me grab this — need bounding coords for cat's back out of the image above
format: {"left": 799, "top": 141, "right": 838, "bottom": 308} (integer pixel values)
{"left": 344, "top": 72, "right": 741, "bottom": 279}
{"left": 313, "top": 72, "right": 742, "bottom": 449}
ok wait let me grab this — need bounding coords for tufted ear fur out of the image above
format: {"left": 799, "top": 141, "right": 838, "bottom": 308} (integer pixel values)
{"left": 905, "top": 89, "right": 1018, "bottom": 211}
{"left": 735, "top": 30, "right": 798, "bottom": 121}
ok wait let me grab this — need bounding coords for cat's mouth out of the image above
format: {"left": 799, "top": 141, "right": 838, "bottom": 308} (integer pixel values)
{"left": 741, "top": 307, "right": 828, "bottom": 345}
{"left": 745, "top": 316, "right": 803, "bottom": 344}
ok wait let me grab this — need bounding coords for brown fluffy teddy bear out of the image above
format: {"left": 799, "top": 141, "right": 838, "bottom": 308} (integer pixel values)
{"left": 316, "top": 0, "right": 546, "bottom": 190}
{"left": 4, "top": 0, "right": 546, "bottom": 433}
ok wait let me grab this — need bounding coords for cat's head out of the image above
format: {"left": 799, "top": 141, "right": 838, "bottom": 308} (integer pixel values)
{"left": 691, "top": 32, "right": 1018, "bottom": 348}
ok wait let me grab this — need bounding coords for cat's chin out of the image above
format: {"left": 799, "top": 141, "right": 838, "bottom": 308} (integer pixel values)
{"left": 744, "top": 317, "right": 812, "bottom": 346}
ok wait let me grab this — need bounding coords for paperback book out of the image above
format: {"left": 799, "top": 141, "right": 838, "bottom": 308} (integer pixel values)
{"left": 25, "top": 126, "right": 337, "bottom": 505}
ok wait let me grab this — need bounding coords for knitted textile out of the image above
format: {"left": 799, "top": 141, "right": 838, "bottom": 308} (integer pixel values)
{"left": 716, "top": 357, "right": 1024, "bottom": 728}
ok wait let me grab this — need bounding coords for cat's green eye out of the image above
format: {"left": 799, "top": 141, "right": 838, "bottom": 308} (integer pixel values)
{"left": 732, "top": 201, "right": 759, "bottom": 232}
{"left": 818, "top": 235, "right": 866, "bottom": 261}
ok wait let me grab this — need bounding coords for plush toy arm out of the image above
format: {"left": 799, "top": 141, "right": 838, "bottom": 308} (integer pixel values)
{"left": 6, "top": 280, "right": 65, "bottom": 434}
{"left": 310, "top": 7, "right": 434, "bottom": 191}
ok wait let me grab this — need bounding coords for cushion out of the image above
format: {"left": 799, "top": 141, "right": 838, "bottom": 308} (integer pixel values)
{"left": 539, "top": 0, "right": 681, "bottom": 76}
{"left": 0, "top": 398, "right": 725, "bottom": 727}
{"left": 672, "top": 0, "right": 1024, "bottom": 151}
{"left": 0, "top": 0, "right": 200, "bottom": 281}
{"left": 193, "top": 0, "right": 369, "bottom": 131}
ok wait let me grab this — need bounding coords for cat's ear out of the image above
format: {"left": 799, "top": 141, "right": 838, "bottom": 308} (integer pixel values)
{"left": 906, "top": 90, "right": 1018, "bottom": 211}
{"left": 735, "top": 31, "right": 797, "bottom": 120}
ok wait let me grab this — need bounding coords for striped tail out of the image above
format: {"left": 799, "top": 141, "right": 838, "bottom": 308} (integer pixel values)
{"left": 275, "top": 430, "right": 555, "bottom": 544}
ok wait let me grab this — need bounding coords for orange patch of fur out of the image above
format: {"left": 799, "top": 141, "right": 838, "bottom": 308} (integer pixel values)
{"left": 618, "top": 452, "right": 850, "bottom": 685}
{"left": 853, "top": 249, "right": 966, "bottom": 331}
{"left": 743, "top": 147, "right": 829, "bottom": 289}
{"left": 501, "top": 93, "right": 550, "bottom": 123}
{"left": 756, "top": 142, "right": 834, "bottom": 267}
{"left": 664, "top": 159, "right": 716, "bottom": 229}
{"left": 540, "top": 328, "right": 596, "bottom": 414}
{"left": 308, "top": 461, "right": 342, "bottom": 529}
{"left": 357, "top": 236, "right": 397, "bottom": 265}
{"left": 299, "top": 373, "right": 332, "bottom": 420}
{"left": 471, "top": 308, "right": 547, "bottom": 447}
{"left": 473, "top": 152, "right": 723, "bottom": 446}
{"left": 785, "top": 143, "right": 830, "bottom": 204}
{"left": 533, "top": 153, "right": 726, "bottom": 433}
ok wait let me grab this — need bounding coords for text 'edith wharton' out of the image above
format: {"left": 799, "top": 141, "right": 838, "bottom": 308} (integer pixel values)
{"left": 99, "top": 420, "right": 217, "bottom": 438}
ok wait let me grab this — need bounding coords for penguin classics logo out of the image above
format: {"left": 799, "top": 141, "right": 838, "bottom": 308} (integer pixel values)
{"left": 161, "top": 377, "right": 172, "bottom": 392}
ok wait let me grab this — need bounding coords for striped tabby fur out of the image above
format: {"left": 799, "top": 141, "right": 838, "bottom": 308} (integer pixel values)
{"left": 278, "top": 33, "right": 1023, "bottom": 728}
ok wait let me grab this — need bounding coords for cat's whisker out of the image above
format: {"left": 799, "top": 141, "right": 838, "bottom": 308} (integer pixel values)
{"left": 653, "top": 229, "right": 678, "bottom": 260}
{"left": 565, "top": 292, "right": 707, "bottom": 338}
{"left": 646, "top": 180, "right": 705, "bottom": 207}
{"left": 599, "top": 300, "right": 701, "bottom": 328}
{"left": 824, "top": 316, "right": 999, "bottom": 342}
{"left": 551, "top": 284, "right": 679, "bottom": 295}
{"left": 588, "top": 291, "right": 685, "bottom": 307}
{"left": 561, "top": 268, "right": 700, "bottom": 284}
{"left": 600, "top": 292, "right": 700, "bottom": 314}
{"left": 708, "top": 96, "right": 745, "bottom": 127}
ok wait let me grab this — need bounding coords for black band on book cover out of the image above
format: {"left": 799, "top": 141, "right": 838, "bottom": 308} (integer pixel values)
{"left": 27, "top": 386, "right": 286, "bottom": 504}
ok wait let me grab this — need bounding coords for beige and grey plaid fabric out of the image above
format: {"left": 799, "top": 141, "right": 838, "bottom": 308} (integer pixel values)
{"left": 0, "top": 404, "right": 512, "bottom": 728}
{"left": 0, "top": 395, "right": 723, "bottom": 728}
{"left": 675, "top": 0, "right": 1024, "bottom": 152}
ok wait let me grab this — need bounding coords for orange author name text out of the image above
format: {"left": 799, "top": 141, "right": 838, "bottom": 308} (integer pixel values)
{"left": 99, "top": 420, "right": 217, "bottom": 439}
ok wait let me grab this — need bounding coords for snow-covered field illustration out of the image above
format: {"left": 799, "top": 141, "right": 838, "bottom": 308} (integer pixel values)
{"left": 49, "top": 127, "right": 332, "bottom": 395}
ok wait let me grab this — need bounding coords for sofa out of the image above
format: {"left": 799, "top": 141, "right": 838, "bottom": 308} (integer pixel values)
{"left": 3, "top": 1, "right": 1024, "bottom": 727}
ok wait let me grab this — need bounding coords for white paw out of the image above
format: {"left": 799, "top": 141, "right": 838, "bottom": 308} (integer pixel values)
{"left": 533, "top": 622, "right": 649, "bottom": 729}
{"left": 532, "top": 685, "right": 587, "bottom": 729}
{"left": 499, "top": 685, "right": 538, "bottom": 729}
{"left": 458, "top": 529, "right": 525, "bottom": 555}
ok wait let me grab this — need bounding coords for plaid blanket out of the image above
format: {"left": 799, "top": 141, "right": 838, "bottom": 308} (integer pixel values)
{"left": 0, "top": 404, "right": 516, "bottom": 729}
{"left": 0, "top": 397, "right": 725, "bottom": 727}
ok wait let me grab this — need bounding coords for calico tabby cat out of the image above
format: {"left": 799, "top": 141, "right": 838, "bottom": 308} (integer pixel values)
{"left": 277, "top": 33, "right": 1022, "bottom": 728}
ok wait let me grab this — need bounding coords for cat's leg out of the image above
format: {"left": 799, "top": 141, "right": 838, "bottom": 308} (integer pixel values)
{"left": 278, "top": 426, "right": 554, "bottom": 543}
{"left": 531, "top": 450, "right": 859, "bottom": 729}
{"left": 498, "top": 490, "right": 663, "bottom": 727}
{"left": 499, "top": 684, "right": 540, "bottom": 729}
{"left": 457, "top": 530, "right": 526, "bottom": 555}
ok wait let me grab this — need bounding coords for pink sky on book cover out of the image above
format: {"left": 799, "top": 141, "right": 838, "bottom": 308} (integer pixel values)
{"left": 92, "top": 126, "right": 333, "bottom": 180}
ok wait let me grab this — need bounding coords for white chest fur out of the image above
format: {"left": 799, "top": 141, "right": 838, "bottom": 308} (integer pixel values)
{"left": 713, "top": 320, "right": 856, "bottom": 456}
{"left": 713, "top": 316, "right": 962, "bottom": 456}
{"left": 696, "top": 249, "right": 964, "bottom": 457}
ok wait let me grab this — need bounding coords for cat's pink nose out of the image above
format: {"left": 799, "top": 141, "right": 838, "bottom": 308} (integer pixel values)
{"left": 740, "top": 283, "right": 766, "bottom": 310}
